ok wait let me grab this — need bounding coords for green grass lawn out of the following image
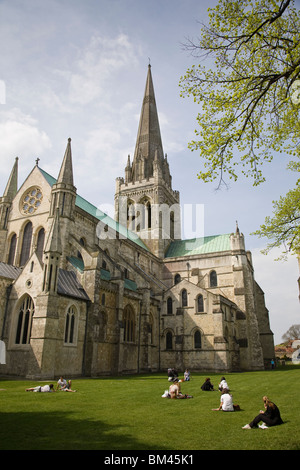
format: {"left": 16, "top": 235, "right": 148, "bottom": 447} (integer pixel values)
{"left": 0, "top": 366, "right": 299, "bottom": 451}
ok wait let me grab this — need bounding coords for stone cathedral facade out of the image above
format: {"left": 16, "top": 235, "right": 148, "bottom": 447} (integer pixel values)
{"left": 0, "top": 66, "right": 274, "bottom": 379}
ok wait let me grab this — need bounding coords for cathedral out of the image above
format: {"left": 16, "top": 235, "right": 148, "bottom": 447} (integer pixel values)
{"left": 0, "top": 65, "right": 274, "bottom": 379}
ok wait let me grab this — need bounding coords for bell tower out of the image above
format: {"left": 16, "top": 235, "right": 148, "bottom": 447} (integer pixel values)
{"left": 115, "top": 65, "right": 181, "bottom": 257}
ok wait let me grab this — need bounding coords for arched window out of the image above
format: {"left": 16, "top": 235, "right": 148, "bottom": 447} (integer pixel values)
{"left": 166, "top": 331, "right": 173, "bottom": 350}
{"left": 20, "top": 221, "right": 33, "bottom": 266}
{"left": 197, "top": 294, "right": 204, "bottom": 313}
{"left": 8, "top": 233, "right": 17, "bottom": 265}
{"left": 123, "top": 305, "right": 135, "bottom": 342}
{"left": 170, "top": 211, "right": 174, "bottom": 239}
{"left": 167, "top": 297, "right": 173, "bottom": 315}
{"left": 174, "top": 273, "right": 181, "bottom": 285}
{"left": 127, "top": 201, "right": 135, "bottom": 231}
{"left": 64, "top": 306, "right": 77, "bottom": 344}
{"left": 36, "top": 228, "right": 45, "bottom": 261}
{"left": 147, "top": 202, "right": 152, "bottom": 229}
{"left": 15, "top": 295, "right": 34, "bottom": 345}
{"left": 181, "top": 289, "right": 188, "bottom": 307}
{"left": 149, "top": 313, "right": 154, "bottom": 344}
{"left": 101, "top": 293, "right": 105, "bottom": 306}
{"left": 194, "top": 330, "right": 202, "bottom": 349}
{"left": 210, "top": 270, "right": 218, "bottom": 288}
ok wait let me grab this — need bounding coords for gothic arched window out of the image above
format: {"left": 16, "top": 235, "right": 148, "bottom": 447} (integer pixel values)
{"left": 167, "top": 297, "right": 173, "bottom": 315}
{"left": 197, "top": 294, "right": 204, "bottom": 313}
{"left": 123, "top": 305, "right": 135, "bottom": 342}
{"left": 147, "top": 202, "right": 152, "bottom": 229}
{"left": 36, "top": 228, "right": 45, "bottom": 262}
{"left": 64, "top": 305, "right": 77, "bottom": 344}
{"left": 174, "top": 273, "right": 181, "bottom": 285}
{"left": 8, "top": 233, "right": 17, "bottom": 265}
{"left": 166, "top": 331, "right": 173, "bottom": 350}
{"left": 149, "top": 313, "right": 154, "bottom": 344}
{"left": 15, "top": 295, "right": 34, "bottom": 345}
{"left": 20, "top": 221, "right": 33, "bottom": 266}
{"left": 181, "top": 289, "right": 188, "bottom": 307}
{"left": 209, "top": 270, "right": 218, "bottom": 288}
{"left": 194, "top": 330, "right": 202, "bottom": 349}
{"left": 127, "top": 201, "right": 135, "bottom": 231}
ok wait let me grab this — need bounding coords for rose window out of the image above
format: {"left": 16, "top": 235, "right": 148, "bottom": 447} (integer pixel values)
{"left": 21, "top": 187, "right": 43, "bottom": 214}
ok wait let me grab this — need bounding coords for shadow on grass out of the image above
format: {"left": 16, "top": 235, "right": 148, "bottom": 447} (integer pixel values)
{"left": 0, "top": 410, "right": 164, "bottom": 451}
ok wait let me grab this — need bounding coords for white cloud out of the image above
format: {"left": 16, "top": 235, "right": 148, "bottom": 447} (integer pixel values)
{"left": 0, "top": 108, "right": 51, "bottom": 177}
{"left": 68, "top": 34, "right": 141, "bottom": 105}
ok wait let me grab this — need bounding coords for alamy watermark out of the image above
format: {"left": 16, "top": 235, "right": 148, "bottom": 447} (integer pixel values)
{"left": 96, "top": 197, "right": 204, "bottom": 244}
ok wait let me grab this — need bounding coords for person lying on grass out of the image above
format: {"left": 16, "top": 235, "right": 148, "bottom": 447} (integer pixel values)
{"left": 26, "top": 384, "right": 55, "bottom": 392}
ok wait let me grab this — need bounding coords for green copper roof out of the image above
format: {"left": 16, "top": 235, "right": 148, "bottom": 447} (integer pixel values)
{"left": 67, "top": 258, "right": 137, "bottom": 291}
{"left": 67, "top": 256, "right": 84, "bottom": 273}
{"left": 39, "top": 167, "right": 148, "bottom": 251}
{"left": 165, "top": 234, "right": 231, "bottom": 258}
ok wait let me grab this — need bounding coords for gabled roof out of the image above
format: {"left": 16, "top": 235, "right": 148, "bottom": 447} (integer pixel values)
{"left": 0, "top": 261, "right": 21, "bottom": 280}
{"left": 38, "top": 167, "right": 149, "bottom": 251}
{"left": 165, "top": 234, "right": 231, "bottom": 258}
{"left": 57, "top": 269, "right": 90, "bottom": 301}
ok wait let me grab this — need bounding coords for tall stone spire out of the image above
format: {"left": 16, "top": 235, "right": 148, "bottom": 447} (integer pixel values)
{"left": 0, "top": 157, "right": 18, "bottom": 233}
{"left": 115, "top": 66, "right": 180, "bottom": 257}
{"left": 131, "top": 65, "right": 165, "bottom": 182}
{"left": 50, "top": 138, "right": 77, "bottom": 219}
{"left": 2, "top": 157, "right": 18, "bottom": 200}
{"left": 57, "top": 137, "right": 74, "bottom": 185}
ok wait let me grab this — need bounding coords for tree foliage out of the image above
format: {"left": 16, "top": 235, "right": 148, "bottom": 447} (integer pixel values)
{"left": 180, "top": 0, "right": 300, "bottom": 188}
{"left": 252, "top": 166, "right": 300, "bottom": 256}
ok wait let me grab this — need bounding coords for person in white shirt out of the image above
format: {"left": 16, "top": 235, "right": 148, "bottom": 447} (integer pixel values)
{"left": 218, "top": 376, "right": 229, "bottom": 391}
{"left": 56, "top": 376, "right": 76, "bottom": 392}
{"left": 212, "top": 389, "right": 234, "bottom": 411}
{"left": 26, "top": 384, "right": 54, "bottom": 392}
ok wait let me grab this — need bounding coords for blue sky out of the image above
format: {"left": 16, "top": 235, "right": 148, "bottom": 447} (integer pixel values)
{"left": 0, "top": 0, "right": 299, "bottom": 344}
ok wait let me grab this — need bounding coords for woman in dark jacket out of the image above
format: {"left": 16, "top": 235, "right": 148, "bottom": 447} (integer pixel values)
{"left": 242, "top": 396, "right": 283, "bottom": 429}
{"left": 201, "top": 377, "right": 214, "bottom": 391}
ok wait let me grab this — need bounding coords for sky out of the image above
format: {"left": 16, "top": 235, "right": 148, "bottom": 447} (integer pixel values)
{"left": 0, "top": 0, "right": 299, "bottom": 345}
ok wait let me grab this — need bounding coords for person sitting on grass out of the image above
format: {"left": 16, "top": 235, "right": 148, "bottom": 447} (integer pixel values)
{"left": 213, "top": 388, "right": 234, "bottom": 411}
{"left": 242, "top": 396, "right": 283, "bottom": 429}
{"left": 56, "top": 376, "right": 76, "bottom": 392}
{"left": 168, "top": 378, "right": 193, "bottom": 399}
{"left": 218, "top": 376, "right": 229, "bottom": 391}
{"left": 201, "top": 377, "right": 214, "bottom": 391}
{"left": 26, "top": 384, "right": 54, "bottom": 392}
{"left": 169, "top": 378, "right": 180, "bottom": 399}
